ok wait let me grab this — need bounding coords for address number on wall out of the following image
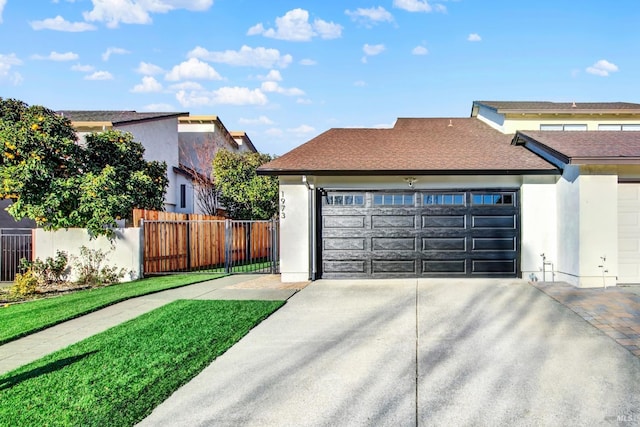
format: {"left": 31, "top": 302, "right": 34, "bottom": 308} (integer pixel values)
{"left": 280, "top": 190, "right": 286, "bottom": 219}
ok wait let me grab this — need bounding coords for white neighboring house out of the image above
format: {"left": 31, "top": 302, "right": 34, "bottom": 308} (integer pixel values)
{"left": 259, "top": 100, "right": 640, "bottom": 288}
{"left": 60, "top": 110, "right": 188, "bottom": 213}
{"left": 177, "top": 115, "right": 257, "bottom": 215}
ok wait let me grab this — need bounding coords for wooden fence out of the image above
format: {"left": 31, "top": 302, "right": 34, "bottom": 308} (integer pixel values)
{"left": 133, "top": 209, "right": 278, "bottom": 275}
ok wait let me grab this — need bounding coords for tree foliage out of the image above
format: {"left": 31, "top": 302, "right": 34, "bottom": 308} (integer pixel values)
{"left": 212, "top": 149, "right": 278, "bottom": 220}
{"left": 0, "top": 98, "right": 168, "bottom": 237}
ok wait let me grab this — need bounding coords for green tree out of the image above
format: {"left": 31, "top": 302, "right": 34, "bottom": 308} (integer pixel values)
{"left": 0, "top": 98, "right": 168, "bottom": 237}
{"left": 213, "top": 149, "right": 278, "bottom": 220}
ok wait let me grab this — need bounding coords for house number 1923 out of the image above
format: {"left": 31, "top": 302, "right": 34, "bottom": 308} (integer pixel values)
{"left": 280, "top": 190, "right": 286, "bottom": 219}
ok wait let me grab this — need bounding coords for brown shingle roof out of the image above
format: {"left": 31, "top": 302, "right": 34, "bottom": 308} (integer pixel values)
{"left": 58, "top": 110, "right": 187, "bottom": 124}
{"left": 473, "top": 101, "right": 640, "bottom": 114}
{"left": 514, "top": 131, "right": 640, "bottom": 164}
{"left": 259, "top": 118, "right": 558, "bottom": 175}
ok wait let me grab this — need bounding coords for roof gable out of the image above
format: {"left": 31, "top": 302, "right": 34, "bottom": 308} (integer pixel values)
{"left": 259, "top": 118, "right": 558, "bottom": 175}
{"left": 58, "top": 110, "right": 188, "bottom": 125}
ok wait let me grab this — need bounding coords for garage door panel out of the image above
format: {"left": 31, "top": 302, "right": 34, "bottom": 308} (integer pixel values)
{"left": 472, "top": 259, "right": 516, "bottom": 274}
{"left": 323, "top": 216, "right": 365, "bottom": 228}
{"left": 472, "top": 215, "right": 516, "bottom": 229}
{"left": 372, "top": 260, "right": 416, "bottom": 274}
{"left": 422, "top": 215, "right": 466, "bottom": 228}
{"left": 618, "top": 183, "right": 640, "bottom": 283}
{"left": 422, "top": 237, "right": 466, "bottom": 252}
{"left": 472, "top": 237, "right": 516, "bottom": 251}
{"left": 372, "top": 237, "right": 416, "bottom": 251}
{"left": 422, "top": 260, "right": 467, "bottom": 274}
{"left": 323, "top": 260, "right": 366, "bottom": 274}
{"left": 320, "top": 190, "right": 519, "bottom": 279}
{"left": 323, "top": 238, "right": 365, "bottom": 251}
{"left": 372, "top": 215, "right": 415, "bottom": 228}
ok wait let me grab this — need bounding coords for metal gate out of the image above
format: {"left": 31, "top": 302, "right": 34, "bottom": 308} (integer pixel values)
{"left": 1, "top": 228, "right": 33, "bottom": 282}
{"left": 141, "top": 219, "right": 279, "bottom": 275}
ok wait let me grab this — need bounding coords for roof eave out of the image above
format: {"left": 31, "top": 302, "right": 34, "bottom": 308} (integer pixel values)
{"left": 569, "top": 157, "right": 640, "bottom": 165}
{"left": 257, "top": 168, "right": 560, "bottom": 177}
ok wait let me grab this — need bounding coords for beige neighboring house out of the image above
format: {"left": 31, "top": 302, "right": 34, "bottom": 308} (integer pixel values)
{"left": 259, "top": 100, "right": 640, "bottom": 288}
{"left": 177, "top": 116, "right": 257, "bottom": 215}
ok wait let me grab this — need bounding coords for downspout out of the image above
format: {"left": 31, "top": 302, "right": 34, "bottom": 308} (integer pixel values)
{"left": 302, "top": 175, "right": 317, "bottom": 281}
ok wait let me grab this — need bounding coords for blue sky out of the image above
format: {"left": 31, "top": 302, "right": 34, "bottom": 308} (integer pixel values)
{"left": 0, "top": 0, "right": 638, "bottom": 154}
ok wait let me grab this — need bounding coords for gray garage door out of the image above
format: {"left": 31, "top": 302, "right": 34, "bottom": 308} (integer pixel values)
{"left": 319, "top": 190, "right": 519, "bottom": 279}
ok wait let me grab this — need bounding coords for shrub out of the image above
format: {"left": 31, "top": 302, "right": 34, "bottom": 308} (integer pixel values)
{"left": 10, "top": 269, "right": 38, "bottom": 297}
{"left": 23, "top": 251, "right": 70, "bottom": 287}
{"left": 72, "top": 246, "right": 126, "bottom": 287}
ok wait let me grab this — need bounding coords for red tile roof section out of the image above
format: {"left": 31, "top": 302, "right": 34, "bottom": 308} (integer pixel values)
{"left": 259, "top": 118, "right": 558, "bottom": 175}
{"left": 516, "top": 131, "right": 640, "bottom": 159}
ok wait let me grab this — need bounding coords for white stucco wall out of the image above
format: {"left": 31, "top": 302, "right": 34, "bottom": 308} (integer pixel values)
{"left": 520, "top": 177, "right": 558, "bottom": 281}
{"left": 555, "top": 166, "right": 618, "bottom": 287}
{"left": 279, "top": 177, "right": 311, "bottom": 282}
{"left": 34, "top": 228, "right": 142, "bottom": 282}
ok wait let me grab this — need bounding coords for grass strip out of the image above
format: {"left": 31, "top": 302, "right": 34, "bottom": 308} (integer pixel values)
{"left": 0, "top": 273, "right": 224, "bottom": 345}
{"left": 0, "top": 299, "right": 284, "bottom": 426}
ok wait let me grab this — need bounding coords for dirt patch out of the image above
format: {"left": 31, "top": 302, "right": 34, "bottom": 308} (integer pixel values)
{"left": 225, "top": 275, "right": 310, "bottom": 290}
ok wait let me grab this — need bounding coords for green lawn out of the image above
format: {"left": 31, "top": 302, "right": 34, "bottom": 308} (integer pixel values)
{"left": 0, "top": 299, "right": 284, "bottom": 426}
{"left": 0, "top": 273, "right": 224, "bottom": 345}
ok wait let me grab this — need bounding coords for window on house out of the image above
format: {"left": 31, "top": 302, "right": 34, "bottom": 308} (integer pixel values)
{"left": 540, "top": 124, "right": 587, "bottom": 131}
{"left": 373, "top": 193, "right": 414, "bottom": 206}
{"left": 472, "top": 193, "right": 514, "bottom": 206}
{"left": 180, "top": 184, "right": 186, "bottom": 209}
{"left": 423, "top": 193, "right": 465, "bottom": 205}
{"left": 600, "top": 124, "right": 640, "bottom": 131}
{"left": 324, "top": 193, "right": 365, "bottom": 206}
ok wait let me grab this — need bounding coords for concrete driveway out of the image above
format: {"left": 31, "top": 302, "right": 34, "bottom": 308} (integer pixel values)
{"left": 139, "top": 279, "right": 640, "bottom": 426}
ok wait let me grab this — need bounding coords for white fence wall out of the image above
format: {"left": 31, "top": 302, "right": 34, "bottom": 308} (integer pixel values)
{"left": 33, "top": 228, "right": 143, "bottom": 282}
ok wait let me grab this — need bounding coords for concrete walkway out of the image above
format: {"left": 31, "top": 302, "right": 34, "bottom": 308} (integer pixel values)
{"left": 0, "top": 275, "right": 300, "bottom": 375}
{"left": 139, "top": 279, "right": 640, "bottom": 426}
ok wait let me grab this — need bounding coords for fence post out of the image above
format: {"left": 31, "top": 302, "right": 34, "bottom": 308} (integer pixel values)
{"left": 224, "top": 219, "right": 232, "bottom": 274}
{"left": 139, "top": 219, "right": 145, "bottom": 278}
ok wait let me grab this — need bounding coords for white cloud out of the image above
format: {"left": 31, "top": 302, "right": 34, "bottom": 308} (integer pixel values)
{"left": 136, "top": 61, "right": 164, "bottom": 75}
{"left": 83, "top": 0, "right": 213, "bottom": 28}
{"left": 165, "top": 58, "right": 222, "bottom": 81}
{"left": 71, "top": 63, "right": 95, "bottom": 72}
{"left": 142, "top": 103, "right": 176, "bottom": 111}
{"left": 393, "top": 0, "right": 445, "bottom": 13}
{"left": 412, "top": 45, "right": 428, "bottom": 55}
{"left": 586, "top": 59, "right": 619, "bottom": 77}
{"left": 176, "top": 86, "right": 268, "bottom": 107}
{"left": 363, "top": 44, "right": 385, "bottom": 56}
{"left": 354, "top": 80, "right": 366, "bottom": 87}
{"left": 30, "top": 15, "right": 97, "bottom": 31}
{"left": 102, "top": 47, "right": 130, "bottom": 61}
{"left": 249, "top": 8, "right": 342, "bottom": 41}
{"left": 345, "top": 7, "right": 393, "bottom": 26}
{"left": 260, "top": 81, "right": 305, "bottom": 96}
{"left": 299, "top": 58, "right": 317, "bottom": 66}
{"left": 188, "top": 45, "right": 293, "bottom": 69}
{"left": 0, "top": 53, "right": 23, "bottom": 85}
{"left": 32, "top": 51, "right": 79, "bottom": 61}
{"left": 467, "top": 33, "right": 481, "bottom": 42}
{"left": 259, "top": 70, "right": 282, "bottom": 82}
{"left": 85, "top": 71, "right": 113, "bottom": 80}
{"left": 287, "top": 124, "right": 315, "bottom": 134}
{"left": 168, "top": 81, "right": 204, "bottom": 91}
{"left": 239, "top": 116, "right": 275, "bottom": 125}
{"left": 0, "top": 0, "right": 6, "bottom": 24}
{"left": 296, "top": 98, "right": 312, "bottom": 105}
{"left": 131, "top": 76, "right": 163, "bottom": 93}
